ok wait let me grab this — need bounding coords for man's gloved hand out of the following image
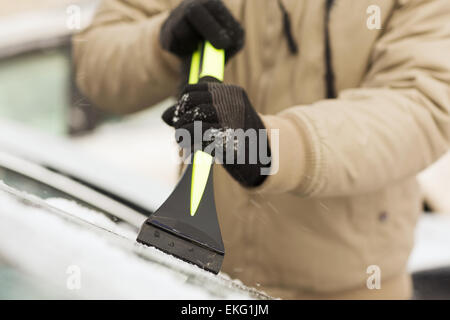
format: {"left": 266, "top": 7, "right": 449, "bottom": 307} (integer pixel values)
{"left": 160, "top": 0, "right": 244, "bottom": 59}
{"left": 162, "top": 82, "right": 271, "bottom": 187}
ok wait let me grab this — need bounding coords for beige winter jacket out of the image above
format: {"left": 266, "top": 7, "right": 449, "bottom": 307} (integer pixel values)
{"left": 73, "top": 0, "right": 450, "bottom": 299}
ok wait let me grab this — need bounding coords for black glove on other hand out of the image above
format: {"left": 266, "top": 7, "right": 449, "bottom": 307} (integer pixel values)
{"left": 160, "top": 0, "right": 244, "bottom": 60}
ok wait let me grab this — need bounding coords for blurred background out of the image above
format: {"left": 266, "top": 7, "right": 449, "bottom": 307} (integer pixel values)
{"left": 0, "top": 0, "right": 179, "bottom": 186}
{"left": 0, "top": 0, "right": 450, "bottom": 299}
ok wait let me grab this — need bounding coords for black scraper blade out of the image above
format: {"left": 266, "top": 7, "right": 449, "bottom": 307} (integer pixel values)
{"left": 137, "top": 156, "right": 224, "bottom": 274}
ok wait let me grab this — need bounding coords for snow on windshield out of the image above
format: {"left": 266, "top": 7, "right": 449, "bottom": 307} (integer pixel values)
{"left": 0, "top": 183, "right": 258, "bottom": 299}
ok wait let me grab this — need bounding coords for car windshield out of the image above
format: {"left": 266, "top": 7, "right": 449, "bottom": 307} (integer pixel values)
{"left": 0, "top": 48, "right": 70, "bottom": 135}
{"left": 0, "top": 165, "right": 118, "bottom": 221}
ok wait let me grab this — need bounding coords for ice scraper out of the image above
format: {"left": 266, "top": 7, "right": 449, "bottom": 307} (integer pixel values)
{"left": 137, "top": 41, "right": 225, "bottom": 274}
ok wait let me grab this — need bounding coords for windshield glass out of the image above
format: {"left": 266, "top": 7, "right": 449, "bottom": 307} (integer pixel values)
{"left": 0, "top": 166, "right": 120, "bottom": 223}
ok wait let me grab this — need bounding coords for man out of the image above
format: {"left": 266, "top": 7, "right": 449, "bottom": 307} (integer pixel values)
{"left": 73, "top": 0, "right": 450, "bottom": 299}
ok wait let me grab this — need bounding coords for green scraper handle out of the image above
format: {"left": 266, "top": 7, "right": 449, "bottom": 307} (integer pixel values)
{"left": 189, "top": 42, "right": 225, "bottom": 84}
{"left": 188, "top": 42, "right": 225, "bottom": 217}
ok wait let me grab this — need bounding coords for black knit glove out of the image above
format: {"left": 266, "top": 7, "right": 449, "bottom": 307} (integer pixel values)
{"left": 162, "top": 82, "right": 271, "bottom": 187}
{"left": 160, "top": 0, "right": 244, "bottom": 59}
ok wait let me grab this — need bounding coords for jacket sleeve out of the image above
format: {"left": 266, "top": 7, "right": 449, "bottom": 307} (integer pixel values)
{"left": 257, "top": 0, "right": 450, "bottom": 197}
{"left": 73, "top": 0, "right": 181, "bottom": 114}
